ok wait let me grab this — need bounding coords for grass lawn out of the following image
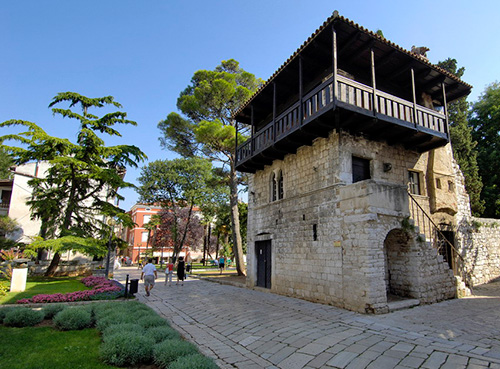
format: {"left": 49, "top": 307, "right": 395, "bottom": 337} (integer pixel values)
{"left": 0, "top": 326, "right": 118, "bottom": 369}
{"left": 0, "top": 277, "right": 90, "bottom": 305}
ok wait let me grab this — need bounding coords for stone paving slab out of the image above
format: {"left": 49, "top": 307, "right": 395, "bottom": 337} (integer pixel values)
{"left": 115, "top": 267, "right": 500, "bottom": 368}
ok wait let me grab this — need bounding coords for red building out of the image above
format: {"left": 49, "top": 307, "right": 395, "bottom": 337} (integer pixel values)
{"left": 122, "top": 203, "right": 190, "bottom": 264}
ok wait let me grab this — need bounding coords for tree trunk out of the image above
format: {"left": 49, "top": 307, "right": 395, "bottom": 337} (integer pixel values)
{"left": 229, "top": 157, "right": 246, "bottom": 276}
{"left": 44, "top": 251, "right": 61, "bottom": 276}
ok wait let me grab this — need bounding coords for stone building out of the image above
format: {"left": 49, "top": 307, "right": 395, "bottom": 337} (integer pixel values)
{"left": 235, "top": 12, "right": 497, "bottom": 313}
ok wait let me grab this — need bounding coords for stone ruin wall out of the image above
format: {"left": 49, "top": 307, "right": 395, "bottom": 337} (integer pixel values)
{"left": 453, "top": 157, "right": 500, "bottom": 286}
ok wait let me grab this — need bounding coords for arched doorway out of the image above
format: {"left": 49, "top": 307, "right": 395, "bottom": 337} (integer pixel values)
{"left": 384, "top": 228, "right": 415, "bottom": 299}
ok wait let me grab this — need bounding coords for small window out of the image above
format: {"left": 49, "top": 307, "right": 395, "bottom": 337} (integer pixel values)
{"left": 141, "top": 232, "right": 149, "bottom": 243}
{"left": 277, "top": 170, "right": 284, "bottom": 200}
{"left": 271, "top": 173, "right": 277, "bottom": 202}
{"left": 408, "top": 171, "right": 421, "bottom": 195}
{"left": 436, "top": 178, "right": 441, "bottom": 189}
{"left": 313, "top": 224, "right": 318, "bottom": 241}
{"left": 143, "top": 214, "right": 151, "bottom": 224}
{"left": 352, "top": 157, "right": 370, "bottom": 183}
{"left": 448, "top": 181, "right": 455, "bottom": 192}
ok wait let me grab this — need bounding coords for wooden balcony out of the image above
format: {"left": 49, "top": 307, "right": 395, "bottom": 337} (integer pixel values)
{"left": 236, "top": 74, "right": 448, "bottom": 173}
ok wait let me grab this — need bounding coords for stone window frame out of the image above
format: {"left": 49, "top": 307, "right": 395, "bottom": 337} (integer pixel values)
{"left": 270, "top": 172, "right": 277, "bottom": 202}
{"left": 352, "top": 156, "right": 371, "bottom": 183}
{"left": 270, "top": 170, "right": 284, "bottom": 202}
{"left": 408, "top": 170, "right": 422, "bottom": 195}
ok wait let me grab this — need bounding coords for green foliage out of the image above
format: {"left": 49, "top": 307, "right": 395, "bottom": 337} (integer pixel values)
{"left": 153, "top": 339, "right": 199, "bottom": 368}
{"left": 437, "top": 58, "right": 484, "bottom": 216}
{"left": 0, "top": 283, "right": 8, "bottom": 297}
{"left": 138, "top": 157, "right": 217, "bottom": 258}
{"left": 99, "top": 331, "right": 155, "bottom": 367}
{"left": 95, "top": 311, "right": 137, "bottom": 332}
{"left": 157, "top": 60, "right": 262, "bottom": 276}
{"left": 102, "top": 323, "right": 144, "bottom": 342}
{"left": 0, "top": 216, "right": 20, "bottom": 236}
{"left": 53, "top": 307, "right": 92, "bottom": 330}
{"left": 42, "top": 303, "right": 67, "bottom": 319}
{"left": 400, "top": 217, "right": 415, "bottom": 234}
{"left": 136, "top": 314, "right": 169, "bottom": 329}
{"left": 0, "top": 306, "right": 17, "bottom": 323}
{"left": 27, "top": 236, "right": 108, "bottom": 258}
{"left": 144, "top": 325, "right": 180, "bottom": 343}
{"left": 0, "top": 92, "right": 146, "bottom": 275}
{"left": 169, "top": 353, "right": 219, "bottom": 369}
{"left": 3, "top": 307, "right": 45, "bottom": 327}
{"left": 0, "top": 143, "right": 13, "bottom": 179}
{"left": 215, "top": 202, "right": 248, "bottom": 253}
{"left": 470, "top": 82, "right": 500, "bottom": 217}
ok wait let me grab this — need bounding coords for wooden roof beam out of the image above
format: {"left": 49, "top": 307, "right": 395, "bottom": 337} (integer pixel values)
{"left": 420, "top": 75, "right": 446, "bottom": 92}
{"left": 344, "top": 39, "right": 375, "bottom": 63}
{"left": 375, "top": 49, "right": 397, "bottom": 69}
{"left": 387, "top": 60, "right": 413, "bottom": 80}
{"left": 338, "top": 31, "right": 361, "bottom": 56}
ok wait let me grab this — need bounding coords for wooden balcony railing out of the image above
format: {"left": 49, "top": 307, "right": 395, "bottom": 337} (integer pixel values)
{"left": 0, "top": 203, "right": 10, "bottom": 209}
{"left": 237, "top": 74, "right": 448, "bottom": 165}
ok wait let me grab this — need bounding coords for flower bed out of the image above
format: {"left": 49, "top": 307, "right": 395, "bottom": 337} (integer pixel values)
{"left": 17, "top": 276, "right": 124, "bottom": 304}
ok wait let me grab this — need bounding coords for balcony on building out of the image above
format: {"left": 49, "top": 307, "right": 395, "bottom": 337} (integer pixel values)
{"left": 235, "top": 12, "right": 471, "bottom": 173}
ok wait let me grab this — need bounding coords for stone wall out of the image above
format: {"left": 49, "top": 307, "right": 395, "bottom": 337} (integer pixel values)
{"left": 247, "top": 130, "right": 458, "bottom": 313}
{"left": 452, "top": 155, "right": 500, "bottom": 287}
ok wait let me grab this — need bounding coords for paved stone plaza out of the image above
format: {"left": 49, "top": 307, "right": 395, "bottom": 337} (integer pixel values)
{"left": 115, "top": 267, "right": 500, "bottom": 369}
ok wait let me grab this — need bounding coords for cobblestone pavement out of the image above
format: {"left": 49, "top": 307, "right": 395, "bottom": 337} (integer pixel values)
{"left": 115, "top": 267, "right": 500, "bottom": 369}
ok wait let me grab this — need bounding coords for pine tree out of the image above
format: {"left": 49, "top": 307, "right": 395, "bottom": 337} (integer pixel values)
{"left": 470, "top": 82, "right": 500, "bottom": 217}
{"left": 437, "top": 58, "right": 485, "bottom": 216}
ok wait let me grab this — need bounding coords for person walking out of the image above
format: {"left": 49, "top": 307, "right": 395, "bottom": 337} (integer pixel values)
{"left": 164, "top": 259, "right": 174, "bottom": 286}
{"left": 219, "top": 256, "right": 225, "bottom": 275}
{"left": 140, "top": 258, "right": 157, "bottom": 296}
{"left": 176, "top": 256, "right": 186, "bottom": 286}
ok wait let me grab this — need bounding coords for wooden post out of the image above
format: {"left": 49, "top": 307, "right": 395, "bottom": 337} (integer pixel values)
{"left": 299, "top": 56, "right": 303, "bottom": 125}
{"left": 442, "top": 82, "right": 449, "bottom": 139}
{"left": 273, "top": 81, "right": 277, "bottom": 139}
{"left": 411, "top": 68, "right": 418, "bottom": 128}
{"left": 371, "top": 48, "right": 377, "bottom": 115}
{"left": 250, "top": 104, "right": 254, "bottom": 152}
{"left": 332, "top": 24, "right": 337, "bottom": 106}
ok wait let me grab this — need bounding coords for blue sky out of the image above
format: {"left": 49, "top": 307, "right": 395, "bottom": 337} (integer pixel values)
{"left": 2, "top": 0, "right": 499, "bottom": 210}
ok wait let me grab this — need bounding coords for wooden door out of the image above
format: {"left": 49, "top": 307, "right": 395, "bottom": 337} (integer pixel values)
{"left": 256, "top": 240, "right": 271, "bottom": 288}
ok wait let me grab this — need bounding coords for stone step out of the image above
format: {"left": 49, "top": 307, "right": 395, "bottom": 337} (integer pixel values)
{"left": 387, "top": 298, "right": 420, "bottom": 312}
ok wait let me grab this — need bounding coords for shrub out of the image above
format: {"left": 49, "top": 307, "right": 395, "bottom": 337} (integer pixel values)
{"left": 153, "top": 339, "right": 199, "bottom": 368}
{"left": 4, "top": 308, "right": 44, "bottom": 327}
{"left": 144, "top": 326, "right": 180, "bottom": 343}
{"left": 137, "top": 314, "right": 169, "bottom": 329}
{"left": 42, "top": 303, "right": 68, "bottom": 319}
{"left": 169, "top": 353, "right": 219, "bottom": 369}
{"left": 95, "top": 311, "right": 137, "bottom": 332}
{"left": 102, "top": 323, "right": 144, "bottom": 342}
{"left": 0, "top": 306, "right": 17, "bottom": 323}
{"left": 99, "top": 331, "right": 155, "bottom": 367}
{"left": 53, "top": 306, "right": 92, "bottom": 330}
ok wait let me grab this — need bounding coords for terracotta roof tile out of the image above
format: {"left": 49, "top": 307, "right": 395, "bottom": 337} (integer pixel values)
{"left": 235, "top": 11, "right": 471, "bottom": 118}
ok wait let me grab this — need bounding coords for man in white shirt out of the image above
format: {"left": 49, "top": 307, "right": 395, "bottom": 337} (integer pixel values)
{"left": 140, "top": 258, "right": 157, "bottom": 296}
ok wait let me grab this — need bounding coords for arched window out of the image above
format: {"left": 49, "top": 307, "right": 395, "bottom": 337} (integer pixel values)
{"left": 271, "top": 173, "right": 277, "bottom": 202}
{"left": 277, "top": 170, "right": 284, "bottom": 200}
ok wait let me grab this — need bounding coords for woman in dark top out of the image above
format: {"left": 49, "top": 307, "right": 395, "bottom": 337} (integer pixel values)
{"left": 176, "top": 256, "right": 185, "bottom": 286}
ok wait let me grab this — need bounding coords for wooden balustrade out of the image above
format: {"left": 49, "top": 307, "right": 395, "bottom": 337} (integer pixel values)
{"left": 237, "top": 75, "right": 448, "bottom": 165}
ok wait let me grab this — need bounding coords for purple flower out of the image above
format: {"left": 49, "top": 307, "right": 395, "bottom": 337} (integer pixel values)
{"left": 17, "top": 277, "right": 125, "bottom": 304}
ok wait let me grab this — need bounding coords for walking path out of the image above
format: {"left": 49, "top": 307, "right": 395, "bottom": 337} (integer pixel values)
{"left": 115, "top": 267, "right": 500, "bottom": 369}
